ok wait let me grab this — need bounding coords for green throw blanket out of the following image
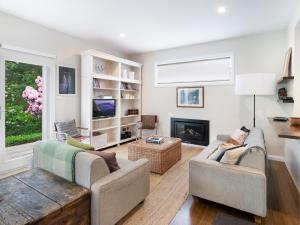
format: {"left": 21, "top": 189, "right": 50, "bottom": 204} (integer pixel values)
{"left": 37, "top": 140, "right": 83, "bottom": 182}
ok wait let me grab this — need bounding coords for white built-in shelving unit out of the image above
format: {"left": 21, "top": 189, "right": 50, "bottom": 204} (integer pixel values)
{"left": 81, "top": 50, "right": 142, "bottom": 149}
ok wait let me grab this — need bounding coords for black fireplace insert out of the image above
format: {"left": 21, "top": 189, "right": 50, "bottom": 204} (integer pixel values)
{"left": 170, "top": 118, "right": 209, "bottom": 146}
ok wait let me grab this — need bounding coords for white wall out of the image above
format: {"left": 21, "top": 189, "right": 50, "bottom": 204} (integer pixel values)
{"left": 130, "top": 30, "right": 290, "bottom": 156}
{"left": 0, "top": 11, "right": 125, "bottom": 124}
{"left": 284, "top": 3, "right": 300, "bottom": 192}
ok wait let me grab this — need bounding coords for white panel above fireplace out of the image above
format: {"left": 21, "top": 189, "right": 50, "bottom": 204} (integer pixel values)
{"left": 155, "top": 53, "right": 234, "bottom": 87}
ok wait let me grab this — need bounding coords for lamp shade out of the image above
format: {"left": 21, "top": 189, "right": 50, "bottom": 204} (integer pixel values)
{"left": 235, "top": 73, "right": 276, "bottom": 95}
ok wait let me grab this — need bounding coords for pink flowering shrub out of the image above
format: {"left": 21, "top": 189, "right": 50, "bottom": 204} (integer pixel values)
{"left": 22, "top": 76, "right": 43, "bottom": 117}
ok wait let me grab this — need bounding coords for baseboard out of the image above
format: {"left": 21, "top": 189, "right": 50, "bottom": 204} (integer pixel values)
{"left": 268, "top": 154, "right": 284, "bottom": 162}
{"left": 284, "top": 160, "right": 300, "bottom": 194}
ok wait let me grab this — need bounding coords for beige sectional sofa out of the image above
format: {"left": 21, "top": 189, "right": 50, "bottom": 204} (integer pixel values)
{"left": 189, "top": 128, "right": 267, "bottom": 218}
{"left": 33, "top": 141, "right": 150, "bottom": 225}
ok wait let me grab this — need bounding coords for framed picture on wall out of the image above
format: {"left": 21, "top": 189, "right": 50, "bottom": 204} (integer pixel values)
{"left": 177, "top": 87, "right": 204, "bottom": 108}
{"left": 57, "top": 65, "right": 77, "bottom": 95}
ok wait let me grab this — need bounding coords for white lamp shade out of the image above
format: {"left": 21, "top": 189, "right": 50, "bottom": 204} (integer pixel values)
{"left": 235, "top": 73, "right": 276, "bottom": 95}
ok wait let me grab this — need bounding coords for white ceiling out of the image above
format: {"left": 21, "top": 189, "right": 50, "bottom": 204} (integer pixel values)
{"left": 0, "top": 0, "right": 298, "bottom": 54}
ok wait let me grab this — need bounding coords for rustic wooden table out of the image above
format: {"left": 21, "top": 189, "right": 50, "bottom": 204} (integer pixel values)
{"left": 0, "top": 168, "right": 90, "bottom": 225}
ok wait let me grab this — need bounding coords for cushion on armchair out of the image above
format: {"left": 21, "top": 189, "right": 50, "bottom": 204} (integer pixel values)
{"left": 55, "top": 119, "right": 80, "bottom": 139}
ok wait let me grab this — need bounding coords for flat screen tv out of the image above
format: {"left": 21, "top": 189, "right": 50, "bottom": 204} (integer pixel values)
{"left": 93, "top": 99, "right": 116, "bottom": 118}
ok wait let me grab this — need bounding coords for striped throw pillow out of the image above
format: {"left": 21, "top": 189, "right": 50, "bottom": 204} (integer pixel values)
{"left": 55, "top": 119, "right": 80, "bottom": 139}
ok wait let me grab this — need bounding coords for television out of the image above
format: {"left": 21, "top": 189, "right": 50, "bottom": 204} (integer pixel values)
{"left": 93, "top": 99, "right": 116, "bottom": 118}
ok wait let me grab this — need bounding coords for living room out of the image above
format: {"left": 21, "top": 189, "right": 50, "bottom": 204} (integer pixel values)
{"left": 0, "top": 1, "right": 299, "bottom": 225}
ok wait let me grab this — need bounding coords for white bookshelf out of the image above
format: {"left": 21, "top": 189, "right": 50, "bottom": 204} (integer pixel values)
{"left": 81, "top": 50, "right": 142, "bottom": 149}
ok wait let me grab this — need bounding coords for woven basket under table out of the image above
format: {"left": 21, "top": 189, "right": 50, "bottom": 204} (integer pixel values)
{"left": 128, "top": 137, "right": 182, "bottom": 174}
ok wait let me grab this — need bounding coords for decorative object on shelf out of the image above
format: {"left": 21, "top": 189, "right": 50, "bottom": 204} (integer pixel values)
{"left": 93, "top": 78, "right": 101, "bottom": 88}
{"left": 277, "top": 87, "right": 294, "bottom": 103}
{"left": 95, "top": 63, "right": 105, "bottom": 73}
{"left": 177, "top": 87, "right": 204, "bottom": 108}
{"left": 288, "top": 117, "right": 300, "bottom": 127}
{"left": 122, "top": 69, "right": 128, "bottom": 79}
{"left": 121, "top": 82, "right": 135, "bottom": 90}
{"left": 99, "top": 95, "right": 113, "bottom": 99}
{"left": 58, "top": 65, "right": 77, "bottom": 95}
{"left": 235, "top": 73, "right": 276, "bottom": 127}
{"left": 281, "top": 47, "right": 292, "bottom": 77}
{"left": 121, "top": 127, "right": 132, "bottom": 140}
{"left": 122, "top": 93, "right": 135, "bottom": 99}
{"left": 128, "top": 71, "right": 135, "bottom": 80}
{"left": 127, "top": 109, "right": 139, "bottom": 115}
{"left": 278, "top": 87, "right": 287, "bottom": 99}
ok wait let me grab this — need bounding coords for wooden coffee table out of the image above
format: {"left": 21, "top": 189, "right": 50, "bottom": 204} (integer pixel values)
{"left": 128, "top": 137, "right": 182, "bottom": 174}
{"left": 0, "top": 168, "right": 90, "bottom": 225}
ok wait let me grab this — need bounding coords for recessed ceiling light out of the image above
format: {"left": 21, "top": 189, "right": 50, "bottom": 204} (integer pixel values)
{"left": 119, "top": 33, "right": 126, "bottom": 38}
{"left": 217, "top": 6, "right": 227, "bottom": 14}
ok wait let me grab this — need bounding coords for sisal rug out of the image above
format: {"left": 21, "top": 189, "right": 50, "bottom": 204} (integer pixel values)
{"left": 213, "top": 212, "right": 256, "bottom": 225}
{"left": 105, "top": 143, "right": 202, "bottom": 225}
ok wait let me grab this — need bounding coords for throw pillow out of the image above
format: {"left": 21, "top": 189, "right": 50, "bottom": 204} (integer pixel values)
{"left": 208, "top": 143, "right": 236, "bottom": 161}
{"left": 220, "top": 145, "right": 248, "bottom": 165}
{"left": 227, "top": 129, "right": 249, "bottom": 145}
{"left": 87, "top": 151, "right": 120, "bottom": 173}
{"left": 67, "top": 136, "right": 95, "bottom": 150}
{"left": 55, "top": 119, "right": 80, "bottom": 139}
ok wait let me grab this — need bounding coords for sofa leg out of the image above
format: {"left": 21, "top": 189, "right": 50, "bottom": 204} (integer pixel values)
{"left": 254, "top": 215, "right": 263, "bottom": 225}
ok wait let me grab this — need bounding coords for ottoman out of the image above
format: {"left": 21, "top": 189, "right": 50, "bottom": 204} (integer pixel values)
{"left": 128, "top": 137, "right": 181, "bottom": 174}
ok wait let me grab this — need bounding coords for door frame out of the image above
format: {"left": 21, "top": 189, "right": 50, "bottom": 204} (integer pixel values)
{"left": 0, "top": 55, "right": 55, "bottom": 176}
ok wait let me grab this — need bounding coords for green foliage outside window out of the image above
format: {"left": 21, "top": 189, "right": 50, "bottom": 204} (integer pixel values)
{"left": 5, "top": 61, "right": 42, "bottom": 147}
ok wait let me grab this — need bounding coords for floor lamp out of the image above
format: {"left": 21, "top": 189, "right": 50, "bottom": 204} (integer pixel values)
{"left": 235, "top": 74, "right": 276, "bottom": 128}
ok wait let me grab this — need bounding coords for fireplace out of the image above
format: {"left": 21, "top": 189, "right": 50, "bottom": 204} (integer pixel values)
{"left": 170, "top": 118, "right": 209, "bottom": 146}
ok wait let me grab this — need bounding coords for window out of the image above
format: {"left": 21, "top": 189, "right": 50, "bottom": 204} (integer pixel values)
{"left": 155, "top": 53, "right": 234, "bottom": 86}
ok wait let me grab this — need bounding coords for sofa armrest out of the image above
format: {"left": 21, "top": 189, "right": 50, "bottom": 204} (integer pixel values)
{"left": 91, "top": 159, "right": 150, "bottom": 225}
{"left": 189, "top": 158, "right": 266, "bottom": 217}
{"left": 75, "top": 152, "right": 110, "bottom": 188}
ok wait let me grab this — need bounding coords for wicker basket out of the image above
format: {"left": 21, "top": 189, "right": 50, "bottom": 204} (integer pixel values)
{"left": 128, "top": 137, "right": 182, "bottom": 174}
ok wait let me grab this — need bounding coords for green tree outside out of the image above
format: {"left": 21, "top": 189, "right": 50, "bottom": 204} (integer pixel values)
{"left": 5, "top": 61, "right": 42, "bottom": 147}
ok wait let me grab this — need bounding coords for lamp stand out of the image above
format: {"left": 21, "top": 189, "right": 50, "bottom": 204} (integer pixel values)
{"left": 253, "top": 94, "right": 256, "bottom": 128}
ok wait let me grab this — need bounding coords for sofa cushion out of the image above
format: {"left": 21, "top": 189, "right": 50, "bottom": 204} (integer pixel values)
{"left": 227, "top": 129, "right": 249, "bottom": 145}
{"left": 220, "top": 145, "right": 248, "bottom": 165}
{"left": 208, "top": 143, "right": 236, "bottom": 160}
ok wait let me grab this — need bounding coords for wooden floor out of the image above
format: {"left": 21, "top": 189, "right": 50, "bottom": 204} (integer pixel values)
{"left": 105, "top": 143, "right": 300, "bottom": 225}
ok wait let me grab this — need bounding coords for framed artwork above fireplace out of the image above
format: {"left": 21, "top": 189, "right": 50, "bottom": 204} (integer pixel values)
{"left": 177, "top": 87, "right": 204, "bottom": 108}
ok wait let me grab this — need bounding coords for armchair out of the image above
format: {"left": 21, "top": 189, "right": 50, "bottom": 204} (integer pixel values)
{"left": 138, "top": 115, "right": 158, "bottom": 138}
{"left": 54, "top": 119, "right": 91, "bottom": 144}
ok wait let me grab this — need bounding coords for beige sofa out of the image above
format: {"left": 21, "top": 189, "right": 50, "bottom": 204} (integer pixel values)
{"left": 189, "top": 128, "right": 267, "bottom": 218}
{"left": 33, "top": 141, "right": 150, "bottom": 225}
